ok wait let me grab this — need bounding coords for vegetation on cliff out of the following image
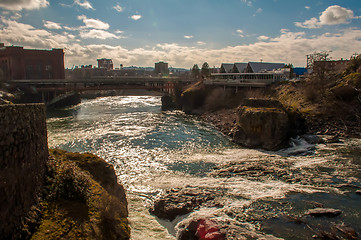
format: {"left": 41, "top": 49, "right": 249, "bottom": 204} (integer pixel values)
{"left": 178, "top": 57, "right": 361, "bottom": 140}
{"left": 31, "top": 149, "right": 130, "bottom": 240}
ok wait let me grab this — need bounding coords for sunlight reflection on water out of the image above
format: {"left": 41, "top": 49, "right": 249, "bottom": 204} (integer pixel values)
{"left": 47, "top": 96, "right": 361, "bottom": 240}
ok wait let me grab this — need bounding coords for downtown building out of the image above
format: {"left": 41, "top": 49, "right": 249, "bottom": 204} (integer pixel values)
{"left": 0, "top": 43, "right": 65, "bottom": 81}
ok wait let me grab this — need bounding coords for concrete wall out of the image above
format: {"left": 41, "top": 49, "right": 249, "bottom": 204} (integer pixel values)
{"left": 0, "top": 104, "right": 48, "bottom": 238}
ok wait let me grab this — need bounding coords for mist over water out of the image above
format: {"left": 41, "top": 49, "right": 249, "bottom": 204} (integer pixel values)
{"left": 47, "top": 96, "right": 361, "bottom": 239}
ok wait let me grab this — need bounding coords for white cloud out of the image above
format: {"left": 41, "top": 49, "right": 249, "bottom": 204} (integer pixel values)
{"left": 305, "top": 6, "right": 310, "bottom": 10}
{"left": 10, "top": 12, "right": 22, "bottom": 20}
{"left": 184, "top": 35, "right": 193, "bottom": 39}
{"left": 257, "top": 35, "right": 269, "bottom": 41}
{"left": 1, "top": 17, "right": 361, "bottom": 69}
{"left": 43, "top": 20, "right": 62, "bottom": 30}
{"left": 130, "top": 15, "right": 142, "bottom": 21}
{"left": 77, "top": 15, "right": 109, "bottom": 30}
{"left": 113, "top": 4, "right": 123, "bottom": 12}
{"left": 0, "top": 18, "right": 71, "bottom": 49}
{"left": 197, "top": 41, "right": 206, "bottom": 45}
{"left": 295, "top": 5, "right": 359, "bottom": 29}
{"left": 79, "top": 29, "right": 123, "bottom": 39}
{"left": 0, "top": 0, "right": 49, "bottom": 11}
{"left": 241, "top": 0, "right": 253, "bottom": 7}
{"left": 236, "top": 29, "right": 245, "bottom": 37}
{"left": 74, "top": 0, "right": 94, "bottom": 10}
{"left": 256, "top": 8, "right": 263, "bottom": 13}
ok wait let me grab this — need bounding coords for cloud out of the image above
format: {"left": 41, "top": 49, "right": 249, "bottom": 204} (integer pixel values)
{"left": 79, "top": 29, "right": 124, "bottom": 39}
{"left": 113, "top": 4, "right": 123, "bottom": 12}
{"left": 305, "top": 6, "right": 310, "bottom": 10}
{"left": 0, "top": 0, "right": 49, "bottom": 11}
{"left": 257, "top": 35, "right": 269, "bottom": 41}
{"left": 77, "top": 15, "right": 109, "bottom": 30}
{"left": 236, "top": 29, "right": 245, "bottom": 37}
{"left": 197, "top": 41, "right": 206, "bottom": 45}
{"left": 241, "top": 0, "right": 253, "bottom": 7}
{"left": 1, "top": 16, "right": 361, "bottom": 69}
{"left": 0, "top": 18, "right": 71, "bottom": 49}
{"left": 43, "top": 20, "right": 62, "bottom": 30}
{"left": 295, "top": 5, "right": 359, "bottom": 29}
{"left": 130, "top": 14, "right": 142, "bottom": 21}
{"left": 184, "top": 35, "right": 193, "bottom": 39}
{"left": 74, "top": 0, "right": 94, "bottom": 10}
{"left": 10, "top": 12, "right": 22, "bottom": 20}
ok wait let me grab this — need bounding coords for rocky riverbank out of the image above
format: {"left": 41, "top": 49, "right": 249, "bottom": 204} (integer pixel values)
{"left": 155, "top": 68, "right": 361, "bottom": 239}
{"left": 149, "top": 136, "right": 361, "bottom": 239}
{"left": 163, "top": 71, "right": 361, "bottom": 149}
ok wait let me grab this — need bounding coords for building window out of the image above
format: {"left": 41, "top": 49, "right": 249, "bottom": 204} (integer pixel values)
{"left": 25, "top": 65, "right": 32, "bottom": 79}
{"left": 46, "top": 64, "right": 53, "bottom": 78}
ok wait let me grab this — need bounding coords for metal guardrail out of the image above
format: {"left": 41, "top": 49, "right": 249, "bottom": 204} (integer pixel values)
{"left": 10, "top": 76, "right": 188, "bottom": 85}
{"left": 204, "top": 79, "right": 270, "bottom": 87}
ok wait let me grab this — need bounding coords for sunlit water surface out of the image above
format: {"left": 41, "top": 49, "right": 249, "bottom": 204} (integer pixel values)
{"left": 47, "top": 96, "right": 361, "bottom": 239}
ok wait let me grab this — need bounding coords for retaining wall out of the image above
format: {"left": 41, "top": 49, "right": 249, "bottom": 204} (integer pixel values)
{"left": 0, "top": 104, "right": 48, "bottom": 239}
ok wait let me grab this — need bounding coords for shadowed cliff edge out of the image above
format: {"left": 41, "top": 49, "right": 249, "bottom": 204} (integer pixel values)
{"left": 0, "top": 103, "right": 130, "bottom": 240}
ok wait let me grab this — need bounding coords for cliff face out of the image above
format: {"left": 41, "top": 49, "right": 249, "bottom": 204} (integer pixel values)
{"left": 32, "top": 149, "right": 130, "bottom": 240}
{"left": 176, "top": 82, "right": 299, "bottom": 150}
{"left": 0, "top": 104, "right": 130, "bottom": 240}
{"left": 0, "top": 104, "right": 48, "bottom": 239}
{"left": 231, "top": 99, "right": 290, "bottom": 150}
{"left": 180, "top": 81, "right": 208, "bottom": 114}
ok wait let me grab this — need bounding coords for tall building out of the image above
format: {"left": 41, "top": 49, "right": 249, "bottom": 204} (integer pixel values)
{"left": 97, "top": 58, "right": 113, "bottom": 70}
{"left": 154, "top": 62, "right": 169, "bottom": 76}
{"left": 0, "top": 44, "right": 65, "bottom": 81}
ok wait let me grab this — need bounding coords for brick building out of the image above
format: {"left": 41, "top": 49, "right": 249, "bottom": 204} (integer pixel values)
{"left": 154, "top": 61, "right": 169, "bottom": 76}
{"left": 0, "top": 43, "right": 65, "bottom": 81}
{"left": 97, "top": 58, "right": 113, "bottom": 70}
{"left": 313, "top": 59, "right": 349, "bottom": 74}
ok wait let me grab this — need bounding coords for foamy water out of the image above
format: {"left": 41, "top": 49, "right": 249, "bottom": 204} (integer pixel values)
{"left": 47, "top": 96, "right": 361, "bottom": 239}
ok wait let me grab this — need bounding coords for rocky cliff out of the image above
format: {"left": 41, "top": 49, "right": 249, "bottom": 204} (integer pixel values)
{"left": 32, "top": 149, "right": 130, "bottom": 240}
{"left": 230, "top": 99, "right": 290, "bottom": 150}
{"left": 0, "top": 104, "right": 130, "bottom": 240}
{"left": 0, "top": 104, "right": 48, "bottom": 239}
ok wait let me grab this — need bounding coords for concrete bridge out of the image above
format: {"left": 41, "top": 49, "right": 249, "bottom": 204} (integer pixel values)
{"left": 11, "top": 76, "right": 193, "bottom": 108}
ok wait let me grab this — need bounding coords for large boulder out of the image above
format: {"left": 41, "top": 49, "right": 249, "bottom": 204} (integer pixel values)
{"left": 181, "top": 81, "right": 208, "bottom": 114}
{"left": 231, "top": 99, "right": 289, "bottom": 150}
{"left": 150, "top": 188, "right": 220, "bottom": 221}
{"left": 161, "top": 95, "right": 176, "bottom": 111}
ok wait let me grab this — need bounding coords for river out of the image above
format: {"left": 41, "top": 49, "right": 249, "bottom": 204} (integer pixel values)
{"left": 47, "top": 96, "right": 361, "bottom": 239}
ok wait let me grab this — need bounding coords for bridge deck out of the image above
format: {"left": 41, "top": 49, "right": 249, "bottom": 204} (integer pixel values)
{"left": 11, "top": 76, "right": 187, "bottom": 85}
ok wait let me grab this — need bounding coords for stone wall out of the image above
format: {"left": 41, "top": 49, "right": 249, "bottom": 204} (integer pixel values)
{"left": 0, "top": 104, "right": 48, "bottom": 239}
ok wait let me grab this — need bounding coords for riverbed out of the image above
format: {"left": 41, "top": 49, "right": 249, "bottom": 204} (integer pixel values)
{"left": 46, "top": 96, "right": 361, "bottom": 239}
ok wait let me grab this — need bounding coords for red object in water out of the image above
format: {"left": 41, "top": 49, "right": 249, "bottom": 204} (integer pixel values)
{"left": 196, "top": 219, "right": 225, "bottom": 240}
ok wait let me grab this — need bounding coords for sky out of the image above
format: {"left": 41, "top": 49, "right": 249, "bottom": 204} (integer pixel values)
{"left": 0, "top": 0, "right": 361, "bottom": 68}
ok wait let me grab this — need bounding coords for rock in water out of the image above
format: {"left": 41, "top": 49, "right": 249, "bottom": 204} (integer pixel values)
{"left": 305, "top": 208, "right": 342, "bottom": 217}
{"left": 231, "top": 99, "right": 289, "bottom": 150}
{"left": 177, "top": 218, "right": 225, "bottom": 240}
{"left": 161, "top": 95, "right": 176, "bottom": 111}
{"left": 150, "top": 188, "right": 218, "bottom": 221}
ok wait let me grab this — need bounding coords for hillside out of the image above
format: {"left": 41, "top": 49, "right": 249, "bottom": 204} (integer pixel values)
{"left": 180, "top": 58, "right": 361, "bottom": 140}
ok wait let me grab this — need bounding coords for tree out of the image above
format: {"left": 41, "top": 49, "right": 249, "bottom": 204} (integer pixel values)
{"left": 201, "top": 62, "right": 211, "bottom": 78}
{"left": 284, "top": 63, "right": 294, "bottom": 77}
{"left": 306, "top": 51, "right": 331, "bottom": 69}
{"left": 344, "top": 53, "right": 361, "bottom": 76}
{"left": 191, "top": 64, "right": 200, "bottom": 79}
